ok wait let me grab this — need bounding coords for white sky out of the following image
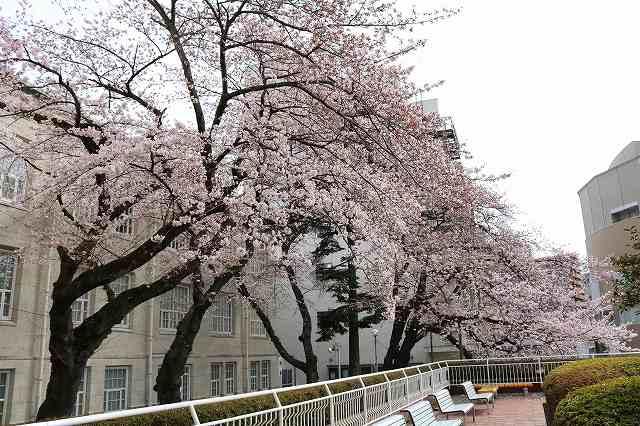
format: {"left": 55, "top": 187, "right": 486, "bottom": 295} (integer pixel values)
{"left": 401, "top": 0, "right": 640, "bottom": 255}
{"left": 4, "top": 0, "right": 640, "bottom": 255}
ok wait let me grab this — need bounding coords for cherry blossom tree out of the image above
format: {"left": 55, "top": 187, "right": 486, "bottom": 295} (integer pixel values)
{"left": 0, "top": 0, "right": 457, "bottom": 418}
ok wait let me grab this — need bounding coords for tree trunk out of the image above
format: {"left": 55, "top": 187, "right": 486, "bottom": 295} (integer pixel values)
{"left": 383, "top": 308, "right": 408, "bottom": 370}
{"left": 347, "top": 258, "right": 360, "bottom": 376}
{"left": 36, "top": 297, "right": 82, "bottom": 419}
{"left": 37, "top": 260, "right": 197, "bottom": 420}
{"left": 155, "top": 300, "right": 211, "bottom": 403}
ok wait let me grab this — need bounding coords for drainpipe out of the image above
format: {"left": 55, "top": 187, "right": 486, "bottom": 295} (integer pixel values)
{"left": 146, "top": 263, "right": 155, "bottom": 405}
{"left": 34, "top": 248, "right": 53, "bottom": 415}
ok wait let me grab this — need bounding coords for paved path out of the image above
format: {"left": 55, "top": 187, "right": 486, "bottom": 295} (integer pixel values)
{"left": 438, "top": 393, "right": 546, "bottom": 426}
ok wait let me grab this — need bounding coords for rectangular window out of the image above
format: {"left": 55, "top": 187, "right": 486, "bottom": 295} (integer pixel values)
{"left": 612, "top": 204, "right": 640, "bottom": 223}
{"left": 110, "top": 276, "right": 131, "bottom": 328}
{"left": 0, "top": 149, "right": 26, "bottom": 204}
{"left": 249, "top": 361, "right": 258, "bottom": 392}
{"left": 0, "top": 370, "right": 11, "bottom": 425}
{"left": 159, "top": 285, "right": 192, "bottom": 330}
{"left": 225, "top": 362, "right": 236, "bottom": 395}
{"left": 104, "top": 367, "right": 128, "bottom": 412}
{"left": 210, "top": 363, "right": 221, "bottom": 396}
{"left": 180, "top": 365, "right": 191, "bottom": 401}
{"left": 260, "top": 360, "right": 270, "bottom": 390}
{"left": 316, "top": 311, "right": 332, "bottom": 331}
{"left": 74, "top": 367, "right": 89, "bottom": 416}
{"left": 281, "top": 368, "right": 294, "bottom": 387}
{"left": 72, "top": 292, "right": 90, "bottom": 326}
{"left": 209, "top": 296, "right": 233, "bottom": 335}
{"left": 249, "top": 309, "right": 266, "bottom": 337}
{"left": 0, "top": 254, "right": 17, "bottom": 321}
{"left": 115, "top": 207, "right": 134, "bottom": 235}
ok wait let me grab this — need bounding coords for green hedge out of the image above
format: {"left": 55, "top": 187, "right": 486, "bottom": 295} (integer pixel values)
{"left": 555, "top": 376, "right": 640, "bottom": 426}
{"left": 90, "top": 395, "right": 277, "bottom": 426}
{"left": 542, "top": 356, "right": 640, "bottom": 422}
{"left": 362, "top": 374, "right": 387, "bottom": 386}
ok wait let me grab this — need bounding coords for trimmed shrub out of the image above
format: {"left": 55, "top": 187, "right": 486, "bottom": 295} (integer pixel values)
{"left": 542, "top": 356, "right": 640, "bottom": 422}
{"left": 362, "top": 374, "right": 387, "bottom": 386}
{"left": 278, "top": 386, "right": 326, "bottom": 406}
{"left": 555, "top": 376, "right": 640, "bottom": 426}
{"left": 386, "top": 371, "right": 404, "bottom": 380}
{"left": 90, "top": 396, "right": 277, "bottom": 426}
{"left": 328, "top": 380, "right": 361, "bottom": 394}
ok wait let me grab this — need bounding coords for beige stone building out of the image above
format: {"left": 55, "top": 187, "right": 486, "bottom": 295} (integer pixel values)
{"left": 578, "top": 141, "right": 640, "bottom": 348}
{"left": 0, "top": 118, "right": 280, "bottom": 425}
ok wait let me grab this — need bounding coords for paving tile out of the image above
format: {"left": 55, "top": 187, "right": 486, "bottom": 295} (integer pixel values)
{"left": 430, "top": 393, "right": 546, "bottom": 426}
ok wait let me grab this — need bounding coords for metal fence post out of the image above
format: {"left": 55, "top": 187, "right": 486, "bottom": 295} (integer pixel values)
{"left": 537, "top": 357, "right": 544, "bottom": 384}
{"left": 323, "top": 384, "right": 335, "bottom": 426}
{"left": 486, "top": 359, "right": 491, "bottom": 385}
{"left": 273, "top": 391, "right": 284, "bottom": 426}
{"left": 383, "top": 373, "right": 391, "bottom": 412}
{"left": 188, "top": 404, "right": 200, "bottom": 425}
{"left": 358, "top": 377, "right": 368, "bottom": 421}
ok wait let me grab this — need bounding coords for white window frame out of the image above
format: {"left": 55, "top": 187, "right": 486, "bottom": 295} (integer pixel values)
{"left": 74, "top": 367, "right": 90, "bottom": 416}
{"left": 260, "top": 360, "right": 270, "bottom": 390}
{"left": 103, "top": 366, "right": 128, "bottom": 412}
{"left": 281, "top": 368, "right": 294, "bottom": 387}
{"left": 210, "top": 362, "right": 236, "bottom": 396}
{"left": 159, "top": 285, "right": 192, "bottom": 330}
{"left": 111, "top": 275, "right": 132, "bottom": 328}
{"left": 72, "top": 292, "right": 90, "bottom": 326}
{"left": 115, "top": 207, "right": 134, "bottom": 235}
{"left": 210, "top": 363, "right": 222, "bottom": 396}
{"left": 249, "top": 309, "right": 267, "bottom": 337}
{"left": 0, "top": 254, "right": 17, "bottom": 322}
{"left": 224, "top": 362, "right": 236, "bottom": 395}
{"left": 210, "top": 296, "right": 233, "bottom": 335}
{"left": 0, "top": 370, "right": 12, "bottom": 425}
{"left": 249, "top": 361, "right": 258, "bottom": 392}
{"left": 0, "top": 148, "right": 26, "bottom": 205}
{"left": 180, "top": 365, "right": 191, "bottom": 401}
{"left": 169, "top": 235, "right": 188, "bottom": 251}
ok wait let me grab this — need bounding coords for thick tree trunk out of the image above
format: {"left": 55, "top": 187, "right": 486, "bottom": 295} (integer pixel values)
{"left": 347, "top": 255, "right": 360, "bottom": 376}
{"left": 37, "top": 260, "right": 197, "bottom": 420}
{"left": 36, "top": 299, "right": 83, "bottom": 419}
{"left": 155, "top": 301, "right": 210, "bottom": 403}
{"left": 383, "top": 308, "right": 408, "bottom": 370}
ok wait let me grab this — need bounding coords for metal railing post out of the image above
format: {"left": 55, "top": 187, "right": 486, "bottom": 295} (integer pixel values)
{"left": 273, "top": 391, "right": 284, "bottom": 426}
{"left": 323, "top": 383, "right": 335, "bottom": 426}
{"left": 188, "top": 404, "right": 200, "bottom": 425}
{"left": 486, "top": 359, "right": 491, "bottom": 385}
{"left": 537, "top": 357, "right": 544, "bottom": 384}
{"left": 383, "top": 373, "right": 391, "bottom": 412}
{"left": 358, "top": 377, "right": 368, "bottom": 421}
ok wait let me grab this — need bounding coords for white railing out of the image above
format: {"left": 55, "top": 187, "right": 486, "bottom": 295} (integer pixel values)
{"left": 24, "top": 352, "right": 640, "bottom": 426}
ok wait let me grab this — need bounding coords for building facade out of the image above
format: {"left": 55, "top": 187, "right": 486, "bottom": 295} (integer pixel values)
{"left": 578, "top": 141, "right": 640, "bottom": 348}
{"left": 0, "top": 118, "right": 280, "bottom": 425}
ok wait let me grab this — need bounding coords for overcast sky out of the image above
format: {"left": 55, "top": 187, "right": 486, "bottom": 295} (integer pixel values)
{"left": 4, "top": 0, "right": 640, "bottom": 256}
{"left": 401, "top": 0, "right": 640, "bottom": 255}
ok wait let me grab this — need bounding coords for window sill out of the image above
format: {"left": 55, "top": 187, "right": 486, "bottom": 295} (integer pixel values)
{"left": 208, "top": 332, "right": 235, "bottom": 338}
{"left": 159, "top": 329, "right": 177, "bottom": 335}
{"left": 112, "top": 327, "right": 133, "bottom": 333}
{"left": 0, "top": 319, "right": 17, "bottom": 327}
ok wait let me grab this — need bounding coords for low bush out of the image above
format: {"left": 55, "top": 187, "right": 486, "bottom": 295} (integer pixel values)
{"left": 554, "top": 376, "right": 640, "bottom": 426}
{"left": 362, "top": 374, "right": 387, "bottom": 386}
{"left": 542, "top": 356, "right": 640, "bottom": 422}
{"left": 328, "top": 380, "right": 361, "bottom": 394}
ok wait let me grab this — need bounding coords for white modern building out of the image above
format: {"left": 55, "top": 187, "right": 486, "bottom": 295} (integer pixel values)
{"left": 578, "top": 141, "right": 640, "bottom": 348}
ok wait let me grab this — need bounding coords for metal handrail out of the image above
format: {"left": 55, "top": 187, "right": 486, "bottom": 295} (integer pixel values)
{"left": 23, "top": 352, "right": 640, "bottom": 426}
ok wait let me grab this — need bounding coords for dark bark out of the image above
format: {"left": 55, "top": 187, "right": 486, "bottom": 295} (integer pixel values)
{"left": 155, "top": 264, "right": 240, "bottom": 404}
{"left": 36, "top": 259, "right": 198, "bottom": 420}
{"left": 239, "top": 263, "right": 320, "bottom": 383}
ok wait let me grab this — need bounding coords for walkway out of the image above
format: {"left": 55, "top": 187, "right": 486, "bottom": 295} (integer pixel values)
{"left": 440, "top": 393, "right": 546, "bottom": 426}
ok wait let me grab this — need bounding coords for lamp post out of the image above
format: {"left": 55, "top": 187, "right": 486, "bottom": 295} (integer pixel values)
{"left": 371, "top": 328, "right": 379, "bottom": 372}
{"left": 328, "top": 342, "right": 342, "bottom": 379}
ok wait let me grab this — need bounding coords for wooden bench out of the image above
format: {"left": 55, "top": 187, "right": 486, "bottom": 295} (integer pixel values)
{"left": 435, "top": 389, "right": 475, "bottom": 422}
{"left": 461, "top": 381, "right": 494, "bottom": 409}
{"left": 401, "top": 400, "right": 463, "bottom": 426}
{"left": 370, "top": 414, "right": 407, "bottom": 425}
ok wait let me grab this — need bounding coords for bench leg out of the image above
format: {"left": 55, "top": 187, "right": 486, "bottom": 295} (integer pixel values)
{"left": 473, "top": 406, "right": 476, "bottom": 422}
